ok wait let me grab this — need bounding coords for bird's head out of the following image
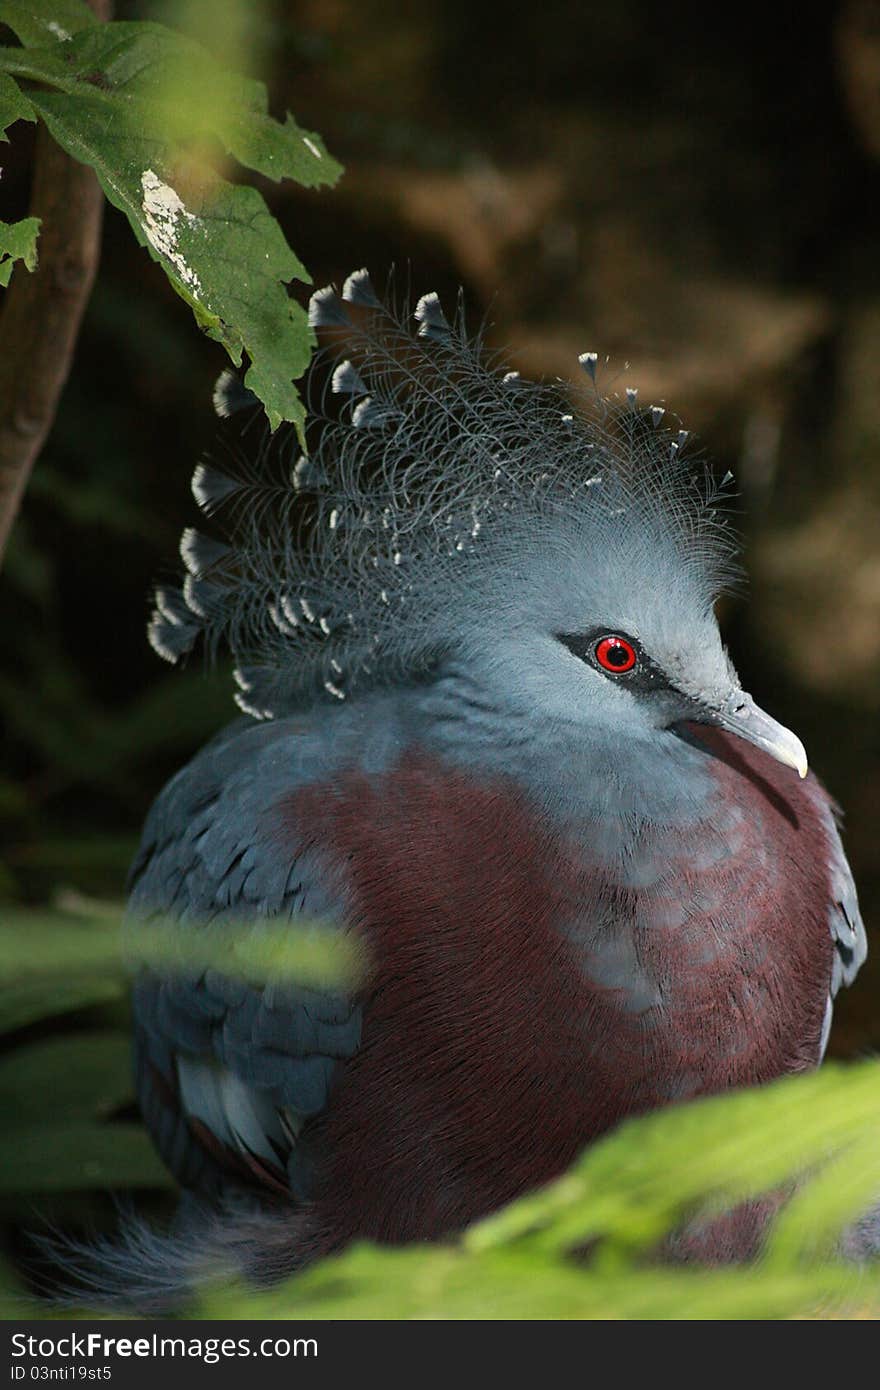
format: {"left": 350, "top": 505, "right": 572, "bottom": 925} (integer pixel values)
{"left": 147, "top": 269, "right": 806, "bottom": 782}
{"left": 446, "top": 497, "right": 807, "bottom": 780}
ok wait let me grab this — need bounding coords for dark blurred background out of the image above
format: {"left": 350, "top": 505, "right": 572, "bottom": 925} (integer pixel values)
{"left": 2, "top": 0, "right": 879, "bottom": 1068}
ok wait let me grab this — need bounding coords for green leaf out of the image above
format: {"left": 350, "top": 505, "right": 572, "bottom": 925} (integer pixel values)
{"left": 0, "top": 215, "right": 40, "bottom": 286}
{"left": 0, "top": 0, "right": 97, "bottom": 48}
{"left": 0, "top": 20, "right": 343, "bottom": 431}
{"left": 0, "top": 906, "right": 360, "bottom": 1032}
{"left": 0, "top": 1255, "right": 31, "bottom": 1320}
{"left": 764, "top": 1131, "right": 880, "bottom": 1267}
{"left": 466, "top": 1061, "right": 880, "bottom": 1262}
{"left": 33, "top": 22, "right": 343, "bottom": 187}
{"left": 27, "top": 90, "right": 312, "bottom": 433}
{"left": 0, "top": 69, "right": 34, "bottom": 138}
{"left": 199, "top": 1242, "right": 880, "bottom": 1322}
{"left": 0, "top": 909, "right": 121, "bottom": 981}
{"left": 0, "top": 1032, "right": 133, "bottom": 1124}
{"left": 0, "top": 1122, "right": 172, "bottom": 1192}
{"left": 0, "top": 974, "right": 123, "bottom": 1033}
{"left": 196, "top": 1063, "right": 880, "bottom": 1320}
{"left": 0, "top": 909, "right": 124, "bottom": 1028}
{"left": 127, "top": 915, "right": 364, "bottom": 992}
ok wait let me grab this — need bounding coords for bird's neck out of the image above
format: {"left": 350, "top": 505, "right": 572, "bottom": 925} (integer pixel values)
{"left": 416, "top": 670, "right": 714, "bottom": 858}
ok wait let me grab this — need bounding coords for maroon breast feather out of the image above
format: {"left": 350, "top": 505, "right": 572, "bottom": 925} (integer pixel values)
{"left": 274, "top": 734, "right": 835, "bottom": 1261}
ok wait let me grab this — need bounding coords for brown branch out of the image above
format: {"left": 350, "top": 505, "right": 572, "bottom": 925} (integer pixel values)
{"left": 0, "top": 0, "right": 112, "bottom": 568}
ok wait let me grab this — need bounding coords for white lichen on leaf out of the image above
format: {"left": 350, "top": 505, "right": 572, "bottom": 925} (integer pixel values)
{"left": 140, "top": 169, "right": 203, "bottom": 297}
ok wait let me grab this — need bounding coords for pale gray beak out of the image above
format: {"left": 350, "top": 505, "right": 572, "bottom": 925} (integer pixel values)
{"left": 706, "top": 690, "right": 808, "bottom": 779}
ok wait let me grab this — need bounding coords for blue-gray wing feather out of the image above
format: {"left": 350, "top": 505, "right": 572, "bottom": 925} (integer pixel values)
{"left": 127, "top": 716, "right": 364, "bottom": 1199}
{"left": 818, "top": 799, "right": 867, "bottom": 1060}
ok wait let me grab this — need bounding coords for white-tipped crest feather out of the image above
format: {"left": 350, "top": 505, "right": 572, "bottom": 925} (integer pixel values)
{"left": 147, "top": 271, "right": 739, "bottom": 718}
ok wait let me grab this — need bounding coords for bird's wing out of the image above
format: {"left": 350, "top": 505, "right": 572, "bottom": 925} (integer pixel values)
{"left": 818, "top": 799, "right": 867, "bottom": 1058}
{"left": 126, "top": 716, "right": 363, "bottom": 1202}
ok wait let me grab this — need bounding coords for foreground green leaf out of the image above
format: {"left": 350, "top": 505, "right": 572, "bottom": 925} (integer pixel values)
{"left": 199, "top": 1241, "right": 880, "bottom": 1322}
{"left": 0, "top": 18, "right": 343, "bottom": 431}
{"left": 0, "top": 910, "right": 121, "bottom": 981}
{"left": 0, "top": 973, "right": 124, "bottom": 1033}
{"left": 3, "top": 900, "right": 877, "bottom": 1319}
{"left": 196, "top": 1064, "right": 880, "bottom": 1320}
{"left": 0, "top": 1121, "right": 172, "bottom": 1192}
{"left": 0, "top": 906, "right": 361, "bottom": 1012}
{"left": 0, "top": 69, "right": 34, "bottom": 138}
{"left": 466, "top": 1060, "right": 880, "bottom": 1262}
{"left": 0, "top": 0, "right": 97, "bottom": 49}
{"left": 127, "top": 916, "right": 364, "bottom": 992}
{"left": 0, "top": 1032, "right": 133, "bottom": 1125}
{"left": 0, "top": 1254, "right": 29, "bottom": 1321}
{"left": 0, "top": 215, "right": 40, "bottom": 285}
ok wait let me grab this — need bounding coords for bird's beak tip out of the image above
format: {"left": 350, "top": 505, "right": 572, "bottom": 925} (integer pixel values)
{"left": 768, "top": 722, "right": 809, "bottom": 781}
{"left": 709, "top": 691, "right": 809, "bottom": 781}
{"left": 785, "top": 743, "right": 809, "bottom": 781}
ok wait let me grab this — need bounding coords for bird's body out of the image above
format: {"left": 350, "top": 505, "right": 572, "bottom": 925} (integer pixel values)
{"left": 129, "top": 686, "right": 857, "bottom": 1274}
{"left": 116, "top": 271, "right": 865, "bottom": 1298}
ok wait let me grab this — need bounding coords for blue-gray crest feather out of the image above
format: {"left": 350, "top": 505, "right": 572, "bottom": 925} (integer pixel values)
{"left": 212, "top": 370, "right": 259, "bottom": 419}
{"left": 342, "top": 267, "right": 381, "bottom": 307}
{"left": 148, "top": 587, "right": 200, "bottom": 663}
{"left": 307, "top": 285, "right": 350, "bottom": 329}
{"left": 148, "top": 271, "right": 739, "bottom": 718}
{"left": 191, "top": 463, "right": 243, "bottom": 513}
{"left": 331, "top": 360, "right": 367, "bottom": 397}
{"left": 179, "top": 528, "right": 232, "bottom": 576}
{"left": 579, "top": 351, "right": 598, "bottom": 380}
{"left": 414, "top": 290, "right": 452, "bottom": 341}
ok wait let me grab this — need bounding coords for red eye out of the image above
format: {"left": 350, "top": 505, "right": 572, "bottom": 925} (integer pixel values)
{"left": 594, "top": 635, "right": 637, "bottom": 673}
